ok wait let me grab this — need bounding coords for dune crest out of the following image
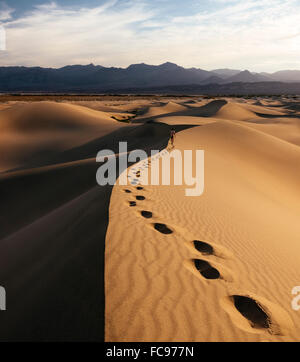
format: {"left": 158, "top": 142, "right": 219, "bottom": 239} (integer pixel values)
{"left": 214, "top": 102, "right": 258, "bottom": 121}
{"left": 106, "top": 105, "right": 300, "bottom": 342}
{"left": 0, "top": 101, "right": 125, "bottom": 172}
{"left": 136, "top": 101, "right": 188, "bottom": 120}
{"left": 1, "top": 95, "right": 300, "bottom": 342}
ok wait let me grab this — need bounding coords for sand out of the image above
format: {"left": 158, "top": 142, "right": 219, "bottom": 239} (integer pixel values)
{"left": 0, "top": 101, "right": 125, "bottom": 172}
{"left": 0, "top": 96, "right": 300, "bottom": 342}
{"left": 105, "top": 98, "right": 300, "bottom": 342}
{"left": 135, "top": 101, "right": 188, "bottom": 120}
{"left": 0, "top": 99, "right": 173, "bottom": 341}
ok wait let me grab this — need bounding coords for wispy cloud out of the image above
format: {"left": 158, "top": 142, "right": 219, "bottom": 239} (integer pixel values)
{"left": 0, "top": 1, "right": 14, "bottom": 21}
{"left": 0, "top": 0, "right": 300, "bottom": 71}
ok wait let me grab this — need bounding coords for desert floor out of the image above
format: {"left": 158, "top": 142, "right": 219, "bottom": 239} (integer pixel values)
{"left": 0, "top": 95, "right": 299, "bottom": 341}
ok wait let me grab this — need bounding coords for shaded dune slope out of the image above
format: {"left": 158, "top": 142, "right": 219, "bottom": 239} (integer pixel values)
{"left": 2, "top": 98, "right": 300, "bottom": 342}
{"left": 0, "top": 102, "right": 124, "bottom": 172}
{"left": 0, "top": 101, "right": 193, "bottom": 341}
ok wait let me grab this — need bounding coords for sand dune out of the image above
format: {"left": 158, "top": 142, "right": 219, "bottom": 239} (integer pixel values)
{"left": 213, "top": 102, "right": 259, "bottom": 121}
{"left": 105, "top": 100, "right": 300, "bottom": 342}
{"left": 260, "top": 100, "right": 285, "bottom": 107}
{"left": 239, "top": 103, "right": 287, "bottom": 116}
{"left": 0, "top": 101, "right": 118, "bottom": 130}
{"left": 155, "top": 115, "right": 218, "bottom": 125}
{"left": 0, "top": 101, "right": 124, "bottom": 172}
{"left": 1, "top": 96, "right": 300, "bottom": 342}
{"left": 241, "top": 117, "right": 300, "bottom": 146}
{"left": 136, "top": 101, "right": 188, "bottom": 120}
{"left": 133, "top": 99, "right": 228, "bottom": 123}
{"left": 0, "top": 109, "right": 177, "bottom": 341}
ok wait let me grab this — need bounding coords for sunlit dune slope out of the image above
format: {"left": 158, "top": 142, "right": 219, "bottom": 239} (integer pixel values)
{"left": 0, "top": 101, "right": 124, "bottom": 172}
{"left": 106, "top": 118, "right": 300, "bottom": 342}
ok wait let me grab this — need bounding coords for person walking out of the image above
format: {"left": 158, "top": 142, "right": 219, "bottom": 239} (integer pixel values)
{"left": 170, "top": 128, "right": 176, "bottom": 147}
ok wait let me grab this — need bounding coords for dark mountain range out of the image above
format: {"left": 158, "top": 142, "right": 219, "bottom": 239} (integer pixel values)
{"left": 200, "top": 75, "right": 224, "bottom": 84}
{"left": 0, "top": 62, "right": 300, "bottom": 93}
{"left": 269, "top": 70, "right": 300, "bottom": 82}
{"left": 211, "top": 69, "right": 300, "bottom": 83}
{"left": 0, "top": 62, "right": 211, "bottom": 92}
{"left": 211, "top": 68, "right": 241, "bottom": 78}
{"left": 223, "top": 70, "right": 272, "bottom": 83}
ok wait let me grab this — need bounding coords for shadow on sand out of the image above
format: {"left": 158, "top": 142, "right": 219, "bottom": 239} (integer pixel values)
{"left": 0, "top": 122, "right": 193, "bottom": 341}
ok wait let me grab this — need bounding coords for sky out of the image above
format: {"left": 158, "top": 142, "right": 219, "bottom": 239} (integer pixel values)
{"left": 0, "top": 0, "right": 300, "bottom": 72}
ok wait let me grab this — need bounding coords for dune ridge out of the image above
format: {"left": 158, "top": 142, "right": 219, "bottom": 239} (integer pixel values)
{"left": 1, "top": 96, "right": 300, "bottom": 342}
{"left": 0, "top": 100, "right": 179, "bottom": 341}
{"left": 105, "top": 98, "right": 300, "bottom": 342}
{"left": 0, "top": 101, "right": 126, "bottom": 172}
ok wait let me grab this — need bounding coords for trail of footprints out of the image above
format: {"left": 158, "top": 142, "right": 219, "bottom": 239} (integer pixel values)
{"left": 122, "top": 152, "right": 285, "bottom": 337}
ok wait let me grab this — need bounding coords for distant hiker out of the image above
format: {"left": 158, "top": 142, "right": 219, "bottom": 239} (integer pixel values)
{"left": 170, "top": 128, "right": 176, "bottom": 147}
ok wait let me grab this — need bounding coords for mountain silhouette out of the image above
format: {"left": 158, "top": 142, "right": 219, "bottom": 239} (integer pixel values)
{"left": 224, "top": 70, "right": 272, "bottom": 83}
{"left": 0, "top": 62, "right": 299, "bottom": 92}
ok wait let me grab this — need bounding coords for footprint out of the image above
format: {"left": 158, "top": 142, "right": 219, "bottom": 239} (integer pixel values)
{"left": 184, "top": 258, "right": 234, "bottom": 283}
{"left": 136, "top": 196, "right": 145, "bottom": 201}
{"left": 136, "top": 186, "right": 144, "bottom": 191}
{"left": 124, "top": 189, "right": 132, "bottom": 194}
{"left": 141, "top": 211, "right": 153, "bottom": 219}
{"left": 186, "top": 239, "right": 234, "bottom": 259}
{"left": 232, "top": 296, "right": 270, "bottom": 330}
{"left": 129, "top": 201, "right": 137, "bottom": 207}
{"left": 153, "top": 223, "right": 173, "bottom": 235}
{"left": 221, "top": 294, "right": 294, "bottom": 336}
{"left": 194, "top": 240, "right": 214, "bottom": 256}
{"left": 194, "top": 259, "right": 220, "bottom": 280}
